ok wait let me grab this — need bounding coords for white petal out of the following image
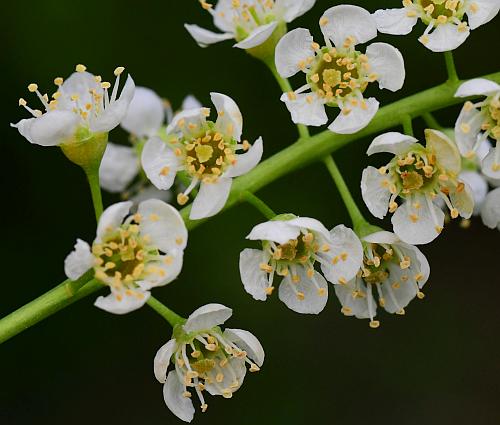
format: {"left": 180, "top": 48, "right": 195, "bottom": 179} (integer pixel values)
{"left": 481, "top": 187, "right": 500, "bottom": 229}
{"left": 234, "top": 21, "right": 278, "bottom": 49}
{"left": 334, "top": 277, "right": 376, "bottom": 319}
{"left": 373, "top": 8, "right": 418, "bottom": 35}
{"left": 138, "top": 250, "right": 184, "bottom": 290}
{"left": 392, "top": 196, "right": 445, "bottom": 245}
{"left": 454, "top": 106, "right": 484, "bottom": 156}
{"left": 280, "top": 92, "right": 328, "bottom": 127}
{"left": 420, "top": 23, "right": 470, "bottom": 52}
{"left": 166, "top": 108, "right": 207, "bottom": 136}
{"left": 450, "top": 180, "right": 474, "bottom": 219}
{"left": 275, "top": 28, "right": 315, "bottom": 78}
{"left": 138, "top": 199, "right": 188, "bottom": 251}
{"left": 247, "top": 220, "right": 300, "bottom": 244}
{"left": 319, "top": 225, "right": 364, "bottom": 285}
{"left": 466, "top": 0, "right": 500, "bottom": 30}
{"left": 120, "top": 86, "right": 164, "bottom": 137}
{"left": 163, "top": 371, "right": 195, "bottom": 423}
{"left": 276, "top": 0, "right": 317, "bottom": 22}
{"left": 153, "top": 339, "right": 176, "bottom": 383}
{"left": 141, "top": 136, "right": 180, "bottom": 190}
{"left": 130, "top": 186, "right": 173, "bottom": 204}
{"left": 320, "top": 5, "right": 377, "bottom": 47}
{"left": 329, "top": 98, "right": 379, "bottom": 134}
{"left": 99, "top": 143, "right": 139, "bottom": 193}
{"left": 96, "top": 201, "right": 133, "bottom": 242}
{"left": 27, "top": 110, "right": 79, "bottom": 146}
{"left": 363, "top": 231, "right": 400, "bottom": 245}
{"left": 278, "top": 268, "right": 328, "bottom": 314}
{"left": 189, "top": 177, "right": 232, "bottom": 220}
{"left": 64, "top": 239, "right": 93, "bottom": 280}
{"left": 205, "top": 357, "right": 246, "bottom": 396}
{"left": 94, "top": 289, "right": 150, "bottom": 315}
{"left": 239, "top": 248, "right": 270, "bottom": 301}
{"left": 211, "top": 92, "right": 243, "bottom": 141}
{"left": 286, "top": 217, "right": 331, "bottom": 240}
{"left": 425, "top": 129, "right": 461, "bottom": 175}
{"left": 223, "top": 328, "right": 265, "bottom": 366}
{"left": 361, "top": 167, "right": 392, "bottom": 219}
{"left": 225, "top": 137, "right": 263, "bottom": 178}
{"left": 184, "top": 24, "right": 233, "bottom": 47}
{"left": 181, "top": 95, "right": 202, "bottom": 110}
{"left": 395, "top": 242, "right": 430, "bottom": 286}
{"left": 213, "top": 0, "right": 235, "bottom": 32}
{"left": 379, "top": 264, "right": 418, "bottom": 314}
{"left": 481, "top": 147, "right": 500, "bottom": 180}
{"left": 183, "top": 304, "right": 233, "bottom": 333}
{"left": 365, "top": 42, "right": 405, "bottom": 92}
{"left": 367, "top": 132, "right": 418, "bottom": 156}
{"left": 455, "top": 78, "right": 500, "bottom": 97}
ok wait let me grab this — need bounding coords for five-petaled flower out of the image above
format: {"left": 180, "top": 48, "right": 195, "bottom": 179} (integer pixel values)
{"left": 361, "top": 130, "right": 474, "bottom": 244}
{"left": 334, "top": 230, "right": 430, "bottom": 328}
{"left": 374, "top": 0, "right": 499, "bottom": 52}
{"left": 239, "top": 215, "right": 363, "bottom": 314}
{"left": 12, "top": 64, "right": 135, "bottom": 148}
{"left": 275, "top": 5, "right": 405, "bottom": 134}
{"left": 455, "top": 78, "right": 500, "bottom": 181}
{"left": 154, "top": 303, "right": 264, "bottom": 422}
{"left": 64, "top": 200, "right": 188, "bottom": 314}
{"left": 141, "top": 92, "right": 263, "bottom": 220}
{"left": 185, "top": 0, "right": 316, "bottom": 52}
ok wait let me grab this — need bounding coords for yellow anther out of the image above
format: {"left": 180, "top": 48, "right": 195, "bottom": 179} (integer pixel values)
{"left": 54, "top": 77, "right": 63, "bottom": 86}
{"left": 369, "top": 320, "right": 380, "bottom": 329}
{"left": 160, "top": 166, "right": 170, "bottom": 176}
{"left": 177, "top": 193, "right": 189, "bottom": 205}
{"left": 18, "top": 98, "right": 27, "bottom": 106}
{"left": 75, "top": 64, "right": 87, "bottom": 73}
{"left": 296, "top": 291, "right": 305, "bottom": 301}
{"left": 319, "top": 16, "right": 329, "bottom": 26}
{"left": 28, "top": 83, "right": 38, "bottom": 92}
{"left": 114, "top": 66, "right": 125, "bottom": 76}
{"left": 341, "top": 306, "right": 352, "bottom": 315}
{"left": 264, "top": 286, "right": 275, "bottom": 295}
{"left": 101, "top": 82, "right": 111, "bottom": 89}
{"left": 450, "top": 208, "right": 459, "bottom": 219}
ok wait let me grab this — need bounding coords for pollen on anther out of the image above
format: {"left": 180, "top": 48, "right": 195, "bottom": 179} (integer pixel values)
{"left": 114, "top": 66, "right": 125, "bottom": 76}
{"left": 75, "top": 64, "right": 87, "bottom": 73}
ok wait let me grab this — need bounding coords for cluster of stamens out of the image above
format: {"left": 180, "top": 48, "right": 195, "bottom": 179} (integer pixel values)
{"left": 175, "top": 330, "right": 260, "bottom": 412}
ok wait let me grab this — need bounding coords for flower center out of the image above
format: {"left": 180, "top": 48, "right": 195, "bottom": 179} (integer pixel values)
{"left": 392, "top": 150, "right": 438, "bottom": 195}
{"left": 482, "top": 97, "right": 500, "bottom": 140}
{"left": 229, "top": 0, "right": 277, "bottom": 40}
{"left": 414, "top": 0, "right": 464, "bottom": 22}
{"left": 268, "top": 231, "right": 318, "bottom": 266}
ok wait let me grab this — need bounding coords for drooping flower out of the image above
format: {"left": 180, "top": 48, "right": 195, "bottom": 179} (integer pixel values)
{"left": 481, "top": 187, "right": 500, "bottom": 230}
{"left": 12, "top": 64, "right": 135, "bottom": 148}
{"left": 361, "top": 130, "right": 474, "bottom": 244}
{"left": 64, "top": 200, "right": 187, "bottom": 314}
{"left": 374, "top": 0, "right": 499, "bottom": 52}
{"left": 239, "top": 215, "right": 363, "bottom": 314}
{"left": 185, "top": 0, "right": 316, "bottom": 52}
{"left": 154, "top": 304, "right": 264, "bottom": 422}
{"left": 141, "top": 93, "right": 263, "bottom": 220}
{"left": 334, "top": 230, "right": 430, "bottom": 328}
{"left": 455, "top": 78, "right": 500, "bottom": 180}
{"left": 275, "top": 5, "right": 405, "bottom": 134}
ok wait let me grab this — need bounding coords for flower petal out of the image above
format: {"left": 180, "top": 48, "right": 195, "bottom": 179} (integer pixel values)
{"left": 26, "top": 110, "right": 79, "bottom": 146}
{"left": 450, "top": 180, "right": 474, "bottom": 219}
{"left": 320, "top": 5, "right": 377, "bottom": 47}
{"left": 379, "top": 264, "right": 418, "bottom": 314}
{"left": 153, "top": 339, "right": 176, "bottom": 383}
{"left": 223, "top": 328, "right": 265, "bottom": 367}
{"left": 466, "top": 0, "right": 500, "bottom": 30}
{"left": 99, "top": 143, "right": 139, "bottom": 193}
{"left": 455, "top": 78, "right": 500, "bottom": 97}
{"left": 211, "top": 92, "right": 243, "bottom": 141}
{"left": 64, "top": 239, "right": 93, "bottom": 280}
{"left": 182, "top": 95, "right": 202, "bottom": 110}
{"left": 189, "top": 177, "right": 232, "bottom": 220}
{"left": 247, "top": 220, "right": 300, "bottom": 244}
{"left": 225, "top": 137, "right": 263, "bottom": 178}
{"left": 183, "top": 303, "right": 233, "bottom": 333}
{"left": 275, "top": 28, "right": 315, "bottom": 78}
{"left": 373, "top": 7, "right": 418, "bottom": 35}
{"left": 365, "top": 42, "right": 405, "bottom": 92}
{"left": 481, "top": 146, "right": 500, "bottom": 180}
{"left": 96, "top": 201, "right": 133, "bottom": 242}
{"left": 425, "top": 129, "right": 461, "bottom": 174}
{"left": 163, "top": 371, "right": 195, "bottom": 423}
{"left": 420, "top": 23, "right": 470, "bottom": 52}
{"left": 184, "top": 24, "right": 234, "bottom": 47}
{"left": 139, "top": 250, "right": 184, "bottom": 290}
{"left": 276, "top": 0, "right": 317, "bottom": 22}
{"left": 367, "top": 132, "right": 418, "bottom": 156}
{"left": 363, "top": 231, "right": 400, "bottom": 245}
{"left": 459, "top": 171, "right": 488, "bottom": 215}
{"left": 204, "top": 357, "right": 246, "bottom": 396}
{"left": 94, "top": 289, "right": 150, "bottom": 315}
{"left": 166, "top": 108, "right": 208, "bottom": 136}
{"left": 454, "top": 105, "right": 484, "bottom": 156}
{"left": 334, "top": 277, "right": 376, "bottom": 319}
{"left": 395, "top": 241, "right": 430, "bottom": 287}
{"left": 120, "top": 86, "right": 164, "bottom": 137}
{"left": 239, "top": 248, "right": 270, "bottom": 301}
{"left": 234, "top": 21, "right": 278, "bottom": 49}
{"left": 278, "top": 268, "right": 328, "bottom": 314}
{"left": 138, "top": 199, "right": 188, "bottom": 251}
{"left": 329, "top": 98, "right": 379, "bottom": 134}
{"left": 141, "top": 136, "right": 180, "bottom": 190}
{"left": 480, "top": 187, "right": 500, "bottom": 229}
{"left": 280, "top": 92, "right": 328, "bottom": 127}
{"left": 286, "top": 217, "right": 331, "bottom": 240}
{"left": 130, "top": 186, "right": 173, "bottom": 204}
{"left": 361, "top": 167, "right": 393, "bottom": 219}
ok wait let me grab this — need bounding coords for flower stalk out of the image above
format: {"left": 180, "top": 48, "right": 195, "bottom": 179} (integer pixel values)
{"left": 85, "top": 167, "right": 104, "bottom": 221}
{"left": 444, "top": 51, "right": 459, "bottom": 84}
{"left": 147, "top": 296, "right": 185, "bottom": 327}
{"left": 241, "top": 191, "right": 276, "bottom": 220}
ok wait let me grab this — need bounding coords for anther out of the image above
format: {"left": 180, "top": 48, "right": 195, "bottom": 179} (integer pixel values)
{"left": 75, "top": 64, "right": 87, "bottom": 73}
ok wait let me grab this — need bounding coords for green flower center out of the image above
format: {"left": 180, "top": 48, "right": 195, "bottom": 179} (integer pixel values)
{"left": 267, "top": 231, "right": 319, "bottom": 267}
{"left": 482, "top": 97, "right": 500, "bottom": 140}
{"left": 391, "top": 149, "right": 440, "bottom": 195}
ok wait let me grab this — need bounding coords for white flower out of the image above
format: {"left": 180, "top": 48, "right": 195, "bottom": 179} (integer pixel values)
{"left": 334, "top": 230, "right": 430, "bottom": 328}
{"left": 361, "top": 130, "right": 474, "bottom": 244}
{"left": 455, "top": 78, "right": 500, "bottom": 180}
{"left": 481, "top": 187, "right": 500, "bottom": 230}
{"left": 275, "top": 5, "right": 405, "bottom": 134}
{"left": 99, "top": 142, "right": 140, "bottom": 193}
{"left": 239, "top": 215, "right": 363, "bottom": 314}
{"left": 153, "top": 303, "right": 264, "bottom": 422}
{"left": 374, "top": 0, "right": 499, "bottom": 52}
{"left": 12, "top": 64, "right": 135, "bottom": 146}
{"left": 141, "top": 93, "right": 263, "bottom": 220}
{"left": 185, "top": 0, "right": 316, "bottom": 49}
{"left": 64, "top": 200, "right": 187, "bottom": 315}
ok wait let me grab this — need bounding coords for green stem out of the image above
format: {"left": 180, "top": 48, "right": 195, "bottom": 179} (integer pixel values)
{"left": 0, "top": 279, "right": 102, "bottom": 344}
{"left": 444, "top": 51, "right": 459, "bottom": 84}
{"left": 241, "top": 191, "right": 276, "bottom": 220}
{"left": 147, "top": 297, "right": 185, "bottom": 327}
{"left": 402, "top": 114, "right": 414, "bottom": 136}
{"left": 323, "top": 156, "right": 366, "bottom": 229}
{"left": 422, "top": 112, "right": 443, "bottom": 130}
{"left": 85, "top": 167, "right": 104, "bottom": 221}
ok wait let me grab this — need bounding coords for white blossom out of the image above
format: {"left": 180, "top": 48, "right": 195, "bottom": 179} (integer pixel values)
{"left": 64, "top": 200, "right": 187, "bottom": 315}
{"left": 361, "top": 130, "right": 474, "bottom": 244}
{"left": 153, "top": 304, "right": 264, "bottom": 422}
{"left": 275, "top": 5, "right": 405, "bottom": 134}
{"left": 334, "top": 230, "right": 430, "bottom": 328}
{"left": 12, "top": 64, "right": 134, "bottom": 146}
{"left": 374, "top": 0, "right": 499, "bottom": 52}
{"left": 141, "top": 93, "right": 263, "bottom": 220}
{"left": 481, "top": 187, "right": 500, "bottom": 230}
{"left": 239, "top": 215, "right": 363, "bottom": 314}
{"left": 185, "top": 0, "right": 316, "bottom": 49}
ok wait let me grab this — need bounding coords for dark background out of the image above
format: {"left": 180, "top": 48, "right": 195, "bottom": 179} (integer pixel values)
{"left": 1, "top": 1, "right": 499, "bottom": 424}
